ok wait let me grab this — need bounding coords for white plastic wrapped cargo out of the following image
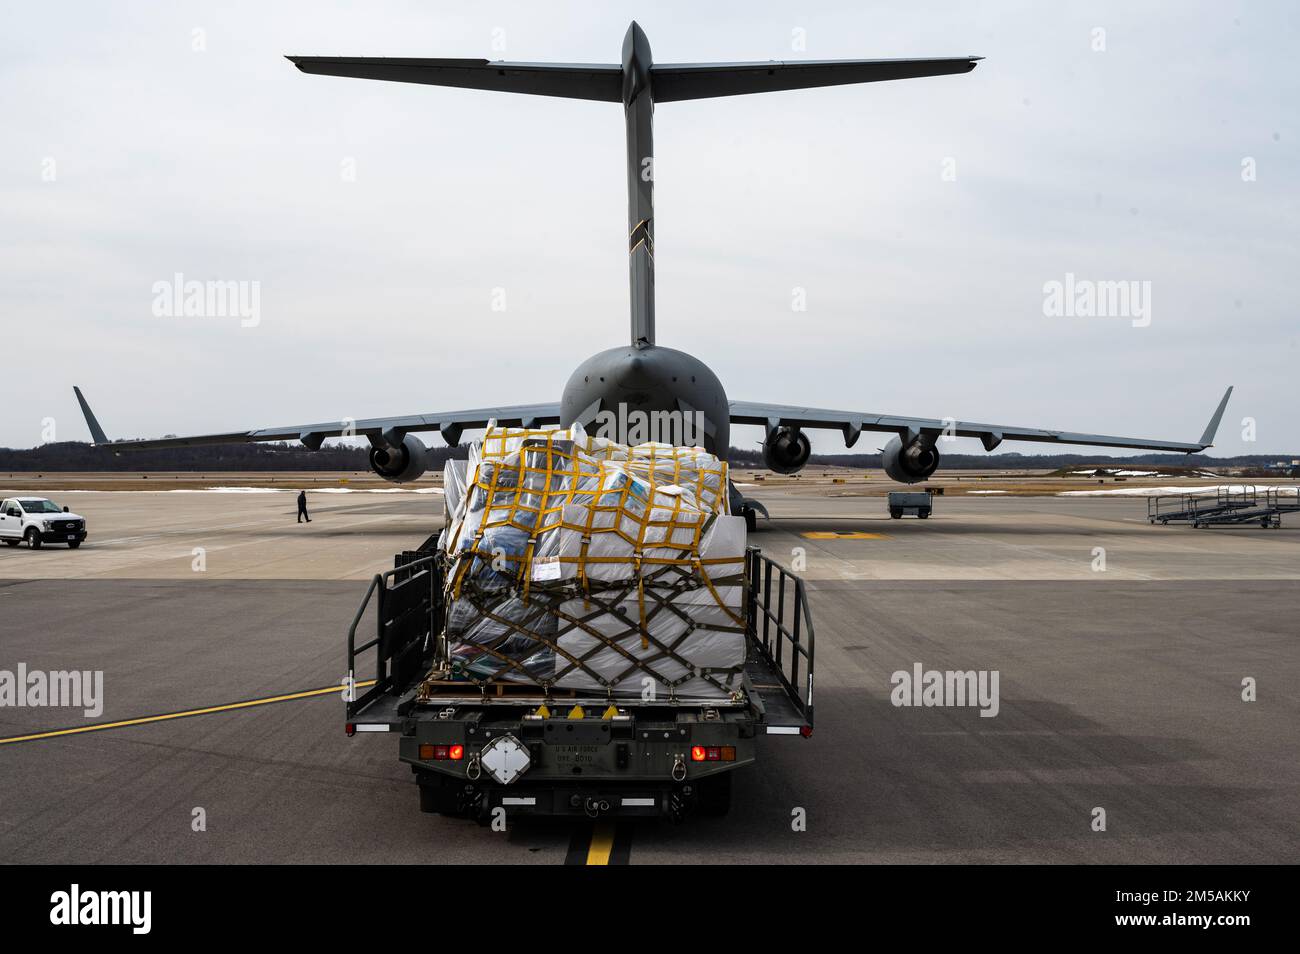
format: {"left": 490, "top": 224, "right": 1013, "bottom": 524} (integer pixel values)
{"left": 437, "top": 425, "right": 744, "bottom": 696}
{"left": 442, "top": 458, "right": 469, "bottom": 525}
{"left": 553, "top": 514, "right": 747, "bottom": 699}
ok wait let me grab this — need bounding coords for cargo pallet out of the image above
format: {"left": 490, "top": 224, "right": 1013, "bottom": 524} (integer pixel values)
{"left": 343, "top": 532, "right": 814, "bottom": 821}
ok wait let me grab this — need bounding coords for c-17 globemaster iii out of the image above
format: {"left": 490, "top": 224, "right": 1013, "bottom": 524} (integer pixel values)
{"left": 75, "top": 22, "right": 1233, "bottom": 527}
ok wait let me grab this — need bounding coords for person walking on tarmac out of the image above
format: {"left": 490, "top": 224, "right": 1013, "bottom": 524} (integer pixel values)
{"left": 297, "top": 490, "right": 311, "bottom": 524}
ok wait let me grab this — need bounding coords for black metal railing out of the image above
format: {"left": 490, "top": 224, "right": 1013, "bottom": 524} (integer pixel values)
{"left": 745, "top": 546, "right": 815, "bottom": 724}
{"left": 346, "top": 537, "right": 442, "bottom": 718}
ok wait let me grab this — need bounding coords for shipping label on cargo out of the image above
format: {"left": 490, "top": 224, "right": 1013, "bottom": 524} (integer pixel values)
{"left": 531, "top": 556, "right": 561, "bottom": 581}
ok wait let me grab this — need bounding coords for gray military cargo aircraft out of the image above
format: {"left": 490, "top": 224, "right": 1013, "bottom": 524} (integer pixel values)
{"left": 75, "top": 22, "right": 1232, "bottom": 525}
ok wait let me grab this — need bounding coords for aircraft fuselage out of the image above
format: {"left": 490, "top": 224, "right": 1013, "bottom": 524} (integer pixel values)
{"left": 561, "top": 345, "right": 730, "bottom": 457}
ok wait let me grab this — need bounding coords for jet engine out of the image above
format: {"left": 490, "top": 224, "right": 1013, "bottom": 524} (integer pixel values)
{"left": 881, "top": 434, "right": 940, "bottom": 484}
{"left": 369, "top": 433, "right": 429, "bottom": 483}
{"left": 763, "top": 426, "right": 811, "bottom": 475}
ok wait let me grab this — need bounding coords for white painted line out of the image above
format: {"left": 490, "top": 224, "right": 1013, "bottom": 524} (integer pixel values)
{"left": 621, "top": 797, "right": 656, "bottom": 807}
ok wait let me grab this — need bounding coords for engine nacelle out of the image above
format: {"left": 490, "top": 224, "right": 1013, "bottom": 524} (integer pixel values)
{"left": 369, "top": 433, "right": 429, "bottom": 483}
{"left": 881, "top": 435, "right": 940, "bottom": 484}
{"left": 763, "top": 426, "right": 811, "bottom": 475}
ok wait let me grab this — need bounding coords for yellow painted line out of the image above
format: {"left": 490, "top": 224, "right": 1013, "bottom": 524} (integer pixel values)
{"left": 586, "top": 821, "right": 616, "bottom": 865}
{"left": 801, "top": 531, "right": 890, "bottom": 540}
{"left": 0, "top": 680, "right": 377, "bottom": 746}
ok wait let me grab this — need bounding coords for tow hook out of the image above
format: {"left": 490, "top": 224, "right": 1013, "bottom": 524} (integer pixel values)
{"left": 670, "top": 755, "right": 687, "bottom": 782}
{"left": 466, "top": 754, "right": 482, "bottom": 781}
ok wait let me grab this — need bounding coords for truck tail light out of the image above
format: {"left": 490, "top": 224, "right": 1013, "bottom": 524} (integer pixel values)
{"left": 419, "top": 743, "right": 466, "bottom": 761}
{"left": 690, "top": 745, "right": 736, "bottom": 762}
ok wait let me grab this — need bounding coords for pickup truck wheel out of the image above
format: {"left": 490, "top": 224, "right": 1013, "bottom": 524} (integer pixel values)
{"left": 25, "top": 529, "right": 42, "bottom": 550}
{"left": 68, "top": 541, "right": 82, "bottom": 549}
{"left": 695, "top": 772, "right": 732, "bottom": 817}
{"left": 889, "top": 508, "right": 902, "bottom": 519}
{"left": 3, "top": 539, "right": 18, "bottom": 547}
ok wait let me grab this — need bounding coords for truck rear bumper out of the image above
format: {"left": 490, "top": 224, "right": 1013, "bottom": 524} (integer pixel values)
{"left": 414, "top": 767, "right": 737, "bottom": 819}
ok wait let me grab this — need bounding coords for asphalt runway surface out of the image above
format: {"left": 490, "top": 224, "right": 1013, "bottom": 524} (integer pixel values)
{"left": 1, "top": 488, "right": 1296, "bottom": 863}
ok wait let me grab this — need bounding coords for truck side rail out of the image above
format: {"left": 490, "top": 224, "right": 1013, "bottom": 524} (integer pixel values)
{"left": 745, "top": 546, "right": 815, "bottom": 726}
{"left": 346, "top": 543, "right": 442, "bottom": 719}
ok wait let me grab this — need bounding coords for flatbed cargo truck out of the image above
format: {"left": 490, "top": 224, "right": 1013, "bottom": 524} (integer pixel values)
{"left": 344, "top": 534, "right": 813, "bottom": 821}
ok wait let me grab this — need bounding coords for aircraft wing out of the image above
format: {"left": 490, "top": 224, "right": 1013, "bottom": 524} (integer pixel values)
{"left": 72, "top": 387, "right": 561, "bottom": 450}
{"left": 729, "top": 387, "right": 1234, "bottom": 454}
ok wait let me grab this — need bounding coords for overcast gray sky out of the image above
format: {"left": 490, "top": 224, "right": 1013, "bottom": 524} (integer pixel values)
{"left": 3, "top": 1, "right": 1296, "bottom": 456}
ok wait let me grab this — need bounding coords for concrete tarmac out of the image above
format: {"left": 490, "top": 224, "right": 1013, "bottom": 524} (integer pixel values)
{"left": 1, "top": 488, "right": 1296, "bottom": 863}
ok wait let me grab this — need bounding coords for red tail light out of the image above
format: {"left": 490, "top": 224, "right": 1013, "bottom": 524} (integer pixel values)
{"left": 419, "top": 743, "right": 466, "bottom": 761}
{"left": 690, "top": 745, "right": 737, "bottom": 762}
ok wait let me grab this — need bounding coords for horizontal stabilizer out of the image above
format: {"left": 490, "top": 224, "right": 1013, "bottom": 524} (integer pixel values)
{"left": 287, "top": 56, "right": 623, "bottom": 102}
{"left": 287, "top": 54, "right": 980, "bottom": 105}
{"left": 650, "top": 57, "right": 981, "bottom": 102}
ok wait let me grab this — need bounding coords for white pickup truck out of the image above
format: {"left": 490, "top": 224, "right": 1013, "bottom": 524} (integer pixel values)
{"left": 0, "top": 497, "right": 88, "bottom": 549}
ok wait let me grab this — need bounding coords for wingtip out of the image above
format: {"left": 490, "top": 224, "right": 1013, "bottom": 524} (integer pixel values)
{"left": 1197, "top": 385, "right": 1235, "bottom": 449}
{"left": 72, "top": 385, "right": 109, "bottom": 445}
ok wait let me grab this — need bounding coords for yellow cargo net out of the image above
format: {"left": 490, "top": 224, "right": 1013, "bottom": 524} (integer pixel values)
{"left": 449, "top": 427, "right": 729, "bottom": 577}
{"left": 445, "top": 425, "right": 742, "bottom": 632}
{"left": 435, "top": 425, "right": 748, "bottom": 696}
